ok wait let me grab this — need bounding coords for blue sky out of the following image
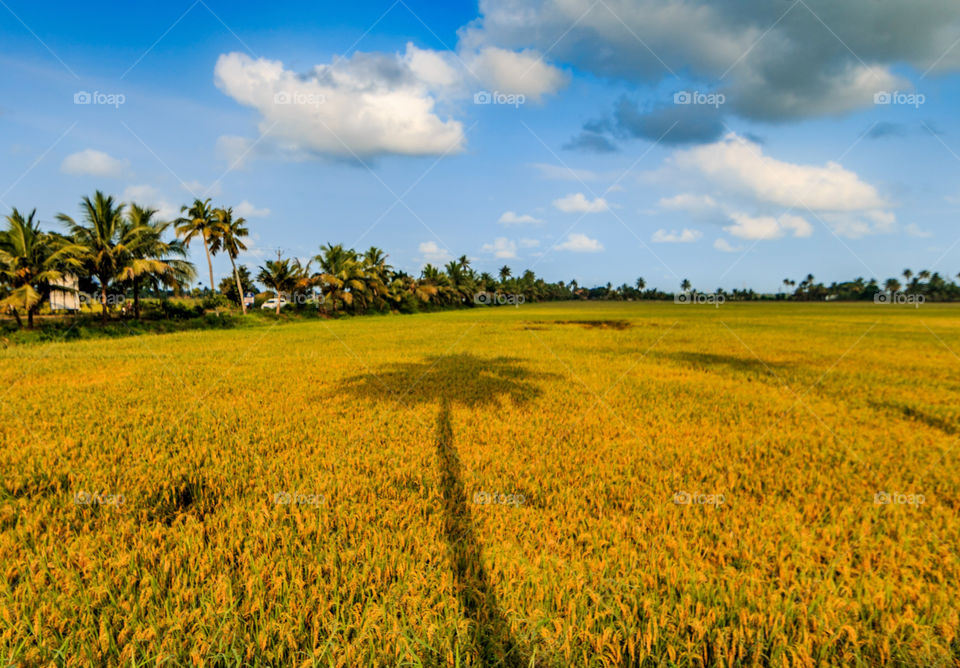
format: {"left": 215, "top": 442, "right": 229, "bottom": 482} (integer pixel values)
{"left": 2, "top": 0, "right": 960, "bottom": 292}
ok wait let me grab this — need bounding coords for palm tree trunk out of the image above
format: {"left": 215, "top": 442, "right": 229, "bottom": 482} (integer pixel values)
{"left": 101, "top": 283, "right": 108, "bottom": 325}
{"left": 230, "top": 257, "right": 245, "bottom": 315}
{"left": 10, "top": 307, "right": 22, "bottom": 329}
{"left": 133, "top": 277, "right": 141, "bottom": 319}
{"left": 202, "top": 235, "right": 215, "bottom": 296}
{"left": 275, "top": 292, "right": 281, "bottom": 316}
{"left": 27, "top": 307, "right": 34, "bottom": 330}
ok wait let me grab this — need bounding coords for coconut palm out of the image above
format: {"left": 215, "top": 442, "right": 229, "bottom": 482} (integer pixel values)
{"left": 175, "top": 198, "right": 219, "bottom": 295}
{"left": 884, "top": 277, "right": 901, "bottom": 293}
{"left": 498, "top": 265, "right": 512, "bottom": 283}
{"left": 635, "top": 277, "right": 646, "bottom": 292}
{"left": 256, "top": 256, "right": 299, "bottom": 315}
{"left": 314, "top": 243, "right": 366, "bottom": 313}
{"left": 117, "top": 205, "right": 195, "bottom": 319}
{"left": 56, "top": 191, "right": 129, "bottom": 324}
{"left": 680, "top": 278, "right": 691, "bottom": 292}
{"left": 0, "top": 209, "right": 74, "bottom": 328}
{"left": 210, "top": 207, "right": 249, "bottom": 313}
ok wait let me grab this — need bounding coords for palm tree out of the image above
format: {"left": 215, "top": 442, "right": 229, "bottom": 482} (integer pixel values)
{"left": 314, "top": 243, "right": 365, "bottom": 312}
{"left": 680, "top": 278, "right": 691, "bottom": 292}
{"left": 635, "top": 277, "right": 646, "bottom": 292}
{"left": 175, "top": 198, "right": 219, "bottom": 295}
{"left": 117, "top": 205, "right": 195, "bottom": 319}
{"left": 902, "top": 269, "right": 913, "bottom": 283}
{"left": 210, "top": 207, "right": 249, "bottom": 314}
{"left": 57, "top": 191, "right": 128, "bottom": 324}
{"left": 257, "top": 256, "right": 298, "bottom": 315}
{"left": 0, "top": 209, "right": 73, "bottom": 328}
{"left": 361, "top": 246, "right": 391, "bottom": 311}
{"left": 884, "top": 277, "right": 901, "bottom": 293}
{"left": 498, "top": 265, "right": 512, "bottom": 283}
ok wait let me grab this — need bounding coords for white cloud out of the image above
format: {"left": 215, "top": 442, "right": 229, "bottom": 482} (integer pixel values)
{"left": 214, "top": 48, "right": 465, "bottom": 160}
{"left": 652, "top": 228, "right": 702, "bottom": 243}
{"left": 905, "top": 223, "right": 933, "bottom": 238}
{"left": 556, "top": 233, "right": 603, "bottom": 252}
{"left": 499, "top": 210, "right": 543, "bottom": 224}
{"left": 713, "top": 238, "right": 742, "bottom": 253}
{"left": 181, "top": 180, "right": 222, "bottom": 197}
{"left": 61, "top": 149, "right": 129, "bottom": 178}
{"left": 655, "top": 134, "right": 894, "bottom": 238}
{"left": 418, "top": 241, "right": 452, "bottom": 264}
{"left": 659, "top": 193, "right": 719, "bottom": 215}
{"left": 668, "top": 135, "right": 888, "bottom": 211}
{"left": 553, "top": 192, "right": 609, "bottom": 213}
{"left": 121, "top": 185, "right": 178, "bottom": 220}
{"left": 724, "top": 212, "right": 813, "bottom": 240}
{"left": 518, "top": 238, "right": 540, "bottom": 248}
{"left": 235, "top": 200, "right": 271, "bottom": 218}
{"left": 465, "top": 46, "right": 568, "bottom": 100}
{"left": 481, "top": 237, "right": 518, "bottom": 258}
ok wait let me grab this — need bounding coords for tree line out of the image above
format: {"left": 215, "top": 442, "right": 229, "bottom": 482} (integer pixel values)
{"left": 2, "top": 190, "right": 959, "bottom": 329}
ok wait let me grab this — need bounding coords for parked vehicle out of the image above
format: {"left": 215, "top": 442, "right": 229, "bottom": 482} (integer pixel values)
{"left": 261, "top": 297, "right": 290, "bottom": 310}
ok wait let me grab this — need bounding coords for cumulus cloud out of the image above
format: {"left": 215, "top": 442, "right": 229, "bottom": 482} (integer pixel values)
{"left": 465, "top": 46, "right": 568, "bottom": 100}
{"left": 234, "top": 200, "right": 271, "bottom": 218}
{"left": 481, "top": 237, "right": 518, "bottom": 258}
{"left": 215, "top": 48, "right": 466, "bottom": 160}
{"left": 714, "top": 238, "right": 743, "bottom": 253}
{"left": 418, "top": 241, "right": 452, "bottom": 264}
{"left": 653, "top": 134, "right": 894, "bottom": 237}
{"left": 518, "top": 238, "right": 540, "bottom": 248}
{"left": 213, "top": 40, "right": 566, "bottom": 161}
{"left": 724, "top": 213, "right": 813, "bottom": 240}
{"left": 462, "top": 0, "right": 952, "bottom": 124}
{"left": 181, "top": 180, "right": 222, "bottom": 197}
{"left": 121, "top": 185, "right": 178, "bottom": 220}
{"left": 556, "top": 233, "right": 603, "bottom": 252}
{"left": 570, "top": 96, "right": 726, "bottom": 151}
{"left": 499, "top": 211, "right": 543, "bottom": 224}
{"left": 61, "top": 149, "right": 129, "bottom": 178}
{"left": 553, "top": 192, "right": 609, "bottom": 213}
{"left": 652, "top": 228, "right": 702, "bottom": 243}
{"left": 659, "top": 193, "right": 720, "bottom": 217}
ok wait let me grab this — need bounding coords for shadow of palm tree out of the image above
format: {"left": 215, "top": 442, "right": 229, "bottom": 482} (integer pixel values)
{"left": 341, "top": 354, "right": 553, "bottom": 666}
{"left": 340, "top": 353, "right": 550, "bottom": 408}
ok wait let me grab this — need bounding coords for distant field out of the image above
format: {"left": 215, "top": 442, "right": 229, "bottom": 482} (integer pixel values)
{"left": 1, "top": 302, "right": 958, "bottom": 666}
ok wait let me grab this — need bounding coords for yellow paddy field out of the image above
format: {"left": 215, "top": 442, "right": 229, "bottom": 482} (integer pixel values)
{"left": 1, "top": 302, "right": 959, "bottom": 666}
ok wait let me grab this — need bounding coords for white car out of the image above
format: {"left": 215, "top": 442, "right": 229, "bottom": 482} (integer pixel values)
{"left": 260, "top": 297, "right": 290, "bottom": 310}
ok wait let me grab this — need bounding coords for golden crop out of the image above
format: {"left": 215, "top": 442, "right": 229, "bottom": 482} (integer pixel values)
{"left": 1, "top": 302, "right": 958, "bottom": 666}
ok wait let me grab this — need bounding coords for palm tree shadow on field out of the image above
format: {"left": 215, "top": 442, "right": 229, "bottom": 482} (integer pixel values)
{"left": 341, "top": 354, "right": 555, "bottom": 666}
